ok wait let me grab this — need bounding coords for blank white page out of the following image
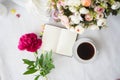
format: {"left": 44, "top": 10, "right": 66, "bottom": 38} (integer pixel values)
{"left": 42, "top": 25, "right": 61, "bottom": 52}
{"left": 56, "top": 29, "right": 77, "bottom": 56}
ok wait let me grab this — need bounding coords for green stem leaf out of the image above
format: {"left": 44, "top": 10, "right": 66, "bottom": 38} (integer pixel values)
{"left": 23, "top": 68, "right": 37, "bottom": 75}
{"left": 22, "top": 59, "right": 34, "bottom": 66}
{"left": 34, "top": 75, "right": 40, "bottom": 80}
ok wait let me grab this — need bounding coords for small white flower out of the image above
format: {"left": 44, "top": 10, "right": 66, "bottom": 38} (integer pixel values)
{"left": 75, "top": 24, "right": 84, "bottom": 34}
{"left": 70, "top": 14, "right": 83, "bottom": 24}
{"left": 89, "top": 24, "right": 99, "bottom": 30}
{"left": 79, "top": 7, "right": 89, "bottom": 14}
{"left": 69, "top": 6, "right": 77, "bottom": 13}
{"left": 97, "top": 18, "right": 107, "bottom": 26}
{"left": 96, "top": 13, "right": 104, "bottom": 19}
{"left": 111, "top": 2, "right": 120, "bottom": 10}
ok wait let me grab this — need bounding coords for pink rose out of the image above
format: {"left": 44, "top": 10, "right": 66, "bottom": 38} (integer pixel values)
{"left": 85, "top": 14, "right": 93, "bottom": 21}
{"left": 51, "top": 10, "right": 60, "bottom": 21}
{"left": 94, "top": 6, "right": 105, "bottom": 13}
{"left": 59, "top": 15, "right": 70, "bottom": 28}
{"left": 18, "top": 33, "right": 42, "bottom": 52}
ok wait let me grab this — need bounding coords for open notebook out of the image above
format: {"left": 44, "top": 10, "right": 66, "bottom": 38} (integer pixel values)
{"left": 41, "top": 25, "right": 77, "bottom": 56}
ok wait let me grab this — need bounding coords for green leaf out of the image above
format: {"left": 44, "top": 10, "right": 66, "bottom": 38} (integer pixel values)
{"left": 35, "top": 57, "right": 39, "bottom": 67}
{"left": 23, "top": 68, "right": 37, "bottom": 75}
{"left": 34, "top": 75, "right": 40, "bottom": 80}
{"left": 48, "top": 50, "right": 52, "bottom": 60}
{"left": 48, "top": 63, "right": 55, "bottom": 69}
{"left": 39, "top": 54, "right": 44, "bottom": 67}
{"left": 39, "top": 51, "right": 55, "bottom": 77}
{"left": 63, "top": 7, "right": 72, "bottom": 17}
{"left": 45, "top": 52, "right": 49, "bottom": 60}
{"left": 22, "top": 59, "right": 34, "bottom": 66}
{"left": 27, "top": 65, "right": 35, "bottom": 70}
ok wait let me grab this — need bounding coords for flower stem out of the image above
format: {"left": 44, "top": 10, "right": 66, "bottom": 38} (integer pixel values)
{"left": 34, "top": 53, "right": 37, "bottom": 58}
{"left": 34, "top": 51, "right": 38, "bottom": 58}
{"left": 35, "top": 51, "right": 38, "bottom": 55}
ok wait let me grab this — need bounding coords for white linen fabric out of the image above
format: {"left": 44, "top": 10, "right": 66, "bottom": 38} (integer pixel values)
{"left": 0, "top": 0, "right": 120, "bottom": 80}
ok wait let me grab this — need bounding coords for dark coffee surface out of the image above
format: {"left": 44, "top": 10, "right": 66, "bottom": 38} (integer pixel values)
{"left": 77, "top": 42, "right": 95, "bottom": 60}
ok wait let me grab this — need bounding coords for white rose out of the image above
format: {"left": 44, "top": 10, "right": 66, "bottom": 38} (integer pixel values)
{"left": 75, "top": 24, "right": 84, "bottom": 34}
{"left": 97, "top": 18, "right": 107, "bottom": 26}
{"left": 70, "top": 14, "right": 83, "bottom": 24}
{"left": 89, "top": 24, "right": 99, "bottom": 30}
{"left": 66, "top": 0, "right": 81, "bottom": 7}
{"left": 69, "top": 6, "right": 77, "bottom": 13}
{"left": 111, "top": 2, "right": 120, "bottom": 10}
{"left": 79, "top": 7, "right": 89, "bottom": 14}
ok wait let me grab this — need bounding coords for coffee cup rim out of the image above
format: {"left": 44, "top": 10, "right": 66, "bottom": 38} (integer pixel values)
{"left": 73, "top": 38, "right": 98, "bottom": 63}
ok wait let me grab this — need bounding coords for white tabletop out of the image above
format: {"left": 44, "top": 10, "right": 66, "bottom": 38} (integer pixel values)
{"left": 0, "top": 1, "right": 120, "bottom": 80}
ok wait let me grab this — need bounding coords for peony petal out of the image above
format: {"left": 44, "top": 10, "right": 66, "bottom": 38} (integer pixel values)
{"left": 18, "top": 33, "right": 42, "bottom": 52}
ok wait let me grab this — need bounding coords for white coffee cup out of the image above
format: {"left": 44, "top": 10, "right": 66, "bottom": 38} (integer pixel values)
{"left": 73, "top": 38, "right": 98, "bottom": 63}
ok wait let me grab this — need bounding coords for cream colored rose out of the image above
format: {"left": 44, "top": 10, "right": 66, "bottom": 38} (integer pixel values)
{"left": 79, "top": 7, "right": 89, "bottom": 14}
{"left": 69, "top": 6, "right": 77, "bottom": 13}
{"left": 111, "top": 2, "right": 120, "bottom": 10}
{"left": 97, "top": 18, "right": 106, "bottom": 26}
{"left": 70, "top": 14, "right": 83, "bottom": 24}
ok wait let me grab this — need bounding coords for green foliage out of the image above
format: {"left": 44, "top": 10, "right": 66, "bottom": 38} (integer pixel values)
{"left": 23, "top": 68, "right": 38, "bottom": 75}
{"left": 34, "top": 75, "right": 40, "bottom": 80}
{"left": 39, "top": 51, "right": 55, "bottom": 77}
{"left": 23, "top": 59, "right": 34, "bottom": 66}
{"left": 22, "top": 50, "right": 55, "bottom": 80}
{"left": 63, "top": 6, "right": 73, "bottom": 17}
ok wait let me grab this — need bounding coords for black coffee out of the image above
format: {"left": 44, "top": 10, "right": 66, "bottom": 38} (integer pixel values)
{"left": 77, "top": 42, "right": 95, "bottom": 60}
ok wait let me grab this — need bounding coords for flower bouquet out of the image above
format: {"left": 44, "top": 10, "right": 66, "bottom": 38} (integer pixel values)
{"left": 49, "top": 0, "right": 120, "bottom": 34}
{"left": 18, "top": 33, "right": 55, "bottom": 80}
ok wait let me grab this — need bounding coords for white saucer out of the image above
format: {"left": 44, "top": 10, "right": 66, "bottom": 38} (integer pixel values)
{"left": 73, "top": 38, "right": 98, "bottom": 63}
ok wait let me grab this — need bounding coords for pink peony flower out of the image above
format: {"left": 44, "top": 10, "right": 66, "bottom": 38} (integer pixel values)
{"left": 94, "top": 6, "right": 105, "bottom": 13}
{"left": 18, "top": 33, "right": 42, "bottom": 52}
{"left": 85, "top": 14, "right": 93, "bottom": 21}
{"left": 81, "top": 0, "right": 91, "bottom": 7}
